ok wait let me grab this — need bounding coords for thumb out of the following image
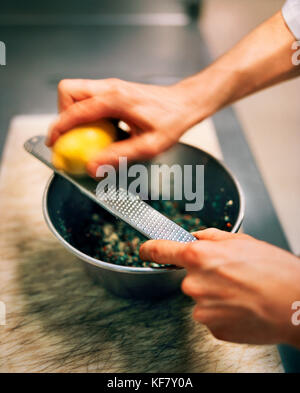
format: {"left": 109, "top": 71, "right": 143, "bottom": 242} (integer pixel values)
{"left": 46, "top": 97, "right": 118, "bottom": 146}
{"left": 87, "top": 132, "right": 170, "bottom": 177}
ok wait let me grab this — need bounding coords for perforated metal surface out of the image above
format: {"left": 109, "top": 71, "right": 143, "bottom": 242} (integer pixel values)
{"left": 96, "top": 184, "right": 196, "bottom": 242}
{"left": 24, "top": 135, "right": 196, "bottom": 243}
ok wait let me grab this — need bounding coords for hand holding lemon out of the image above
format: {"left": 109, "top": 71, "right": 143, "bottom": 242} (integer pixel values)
{"left": 46, "top": 79, "right": 197, "bottom": 177}
{"left": 52, "top": 120, "right": 116, "bottom": 175}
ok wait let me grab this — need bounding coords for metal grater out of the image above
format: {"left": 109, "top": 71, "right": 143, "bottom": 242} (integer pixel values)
{"left": 24, "top": 135, "right": 197, "bottom": 243}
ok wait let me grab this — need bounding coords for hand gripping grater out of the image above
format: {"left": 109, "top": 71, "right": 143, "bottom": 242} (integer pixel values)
{"left": 24, "top": 135, "right": 197, "bottom": 243}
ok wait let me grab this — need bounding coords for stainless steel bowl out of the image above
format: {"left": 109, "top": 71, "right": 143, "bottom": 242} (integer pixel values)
{"left": 43, "top": 142, "right": 245, "bottom": 299}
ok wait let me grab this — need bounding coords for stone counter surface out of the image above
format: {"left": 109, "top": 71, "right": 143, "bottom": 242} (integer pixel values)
{"left": 0, "top": 115, "right": 283, "bottom": 372}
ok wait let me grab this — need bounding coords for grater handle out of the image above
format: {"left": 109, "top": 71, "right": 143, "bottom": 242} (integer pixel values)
{"left": 24, "top": 135, "right": 54, "bottom": 170}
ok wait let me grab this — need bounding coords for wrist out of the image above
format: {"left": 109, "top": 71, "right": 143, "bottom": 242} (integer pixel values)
{"left": 172, "top": 63, "right": 241, "bottom": 126}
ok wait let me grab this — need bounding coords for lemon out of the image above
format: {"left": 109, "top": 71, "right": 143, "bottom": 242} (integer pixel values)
{"left": 52, "top": 120, "right": 116, "bottom": 175}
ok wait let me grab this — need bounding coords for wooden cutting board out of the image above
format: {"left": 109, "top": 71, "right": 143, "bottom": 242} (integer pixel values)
{"left": 0, "top": 115, "right": 283, "bottom": 372}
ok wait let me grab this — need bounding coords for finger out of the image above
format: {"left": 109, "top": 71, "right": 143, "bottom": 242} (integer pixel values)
{"left": 192, "top": 305, "right": 253, "bottom": 343}
{"left": 87, "top": 132, "right": 170, "bottom": 176}
{"left": 46, "top": 97, "right": 116, "bottom": 146}
{"left": 139, "top": 239, "right": 191, "bottom": 267}
{"left": 192, "top": 228, "right": 234, "bottom": 241}
{"left": 181, "top": 275, "right": 216, "bottom": 299}
{"left": 192, "top": 305, "right": 227, "bottom": 325}
{"left": 57, "top": 79, "right": 107, "bottom": 112}
{"left": 57, "top": 79, "right": 89, "bottom": 112}
{"left": 140, "top": 238, "right": 221, "bottom": 268}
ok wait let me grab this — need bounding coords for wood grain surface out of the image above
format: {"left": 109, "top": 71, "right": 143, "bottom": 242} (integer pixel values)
{"left": 0, "top": 115, "right": 283, "bottom": 372}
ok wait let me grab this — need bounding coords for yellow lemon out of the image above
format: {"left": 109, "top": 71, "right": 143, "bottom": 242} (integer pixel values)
{"left": 52, "top": 120, "right": 116, "bottom": 175}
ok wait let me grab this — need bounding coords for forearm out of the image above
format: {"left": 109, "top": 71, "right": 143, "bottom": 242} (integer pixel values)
{"left": 177, "top": 11, "right": 300, "bottom": 123}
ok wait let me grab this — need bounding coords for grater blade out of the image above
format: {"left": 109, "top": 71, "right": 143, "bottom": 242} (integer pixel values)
{"left": 24, "top": 135, "right": 197, "bottom": 243}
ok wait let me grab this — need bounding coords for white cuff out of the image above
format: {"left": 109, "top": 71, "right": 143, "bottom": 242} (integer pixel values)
{"left": 282, "top": 0, "right": 300, "bottom": 40}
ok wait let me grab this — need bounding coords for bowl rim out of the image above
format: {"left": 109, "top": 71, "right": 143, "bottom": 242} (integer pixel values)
{"left": 43, "top": 143, "right": 245, "bottom": 275}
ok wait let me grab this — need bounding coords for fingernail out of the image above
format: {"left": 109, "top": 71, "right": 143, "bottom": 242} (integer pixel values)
{"left": 46, "top": 119, "right": 60, "bottom": 147}
{"left": 139, "top": 240, "right": 154, "bottom": 260}
{"left": 45, "top": 135, "right": 51, "bottom": 146}
{"left": 45, "top": 126, "right": 54, "bottom": 147}
{"left": 139, "top": 245, "right": 147, "bottom": 260}
{"left": 86, "top": 161, "right": 100, "bottom": 178}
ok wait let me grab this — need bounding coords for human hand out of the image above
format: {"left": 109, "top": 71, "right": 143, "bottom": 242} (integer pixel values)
{"left": 46, "top": 10, "right": 300, "bottom": 179}
{"left": 140, "top": 228, "right": 300, "bottom": 348}
{"left": 46, "top": 78, "right": 210, "bottom": 176}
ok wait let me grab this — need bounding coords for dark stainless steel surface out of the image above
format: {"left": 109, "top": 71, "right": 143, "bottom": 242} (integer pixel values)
{"left": 213, "top": 109, "right": 291, "bottom": 250}
{"left": 0, "top": 0, "right": 191, "bottom": 16}
{"left": 43, "top": 143, "right": 244, "bottom": 299}
{"left": 0, "top": 26, "right": 207, "bottom": 157}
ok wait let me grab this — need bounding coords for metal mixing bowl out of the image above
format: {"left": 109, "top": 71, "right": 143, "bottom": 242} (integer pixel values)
{"left": 43, "top": 142, "right": 244, "bottom": 299}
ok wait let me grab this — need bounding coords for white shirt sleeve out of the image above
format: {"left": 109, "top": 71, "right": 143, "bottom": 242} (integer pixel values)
{"left": 282, "top": 0, "right": 300, "bottom": 40}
